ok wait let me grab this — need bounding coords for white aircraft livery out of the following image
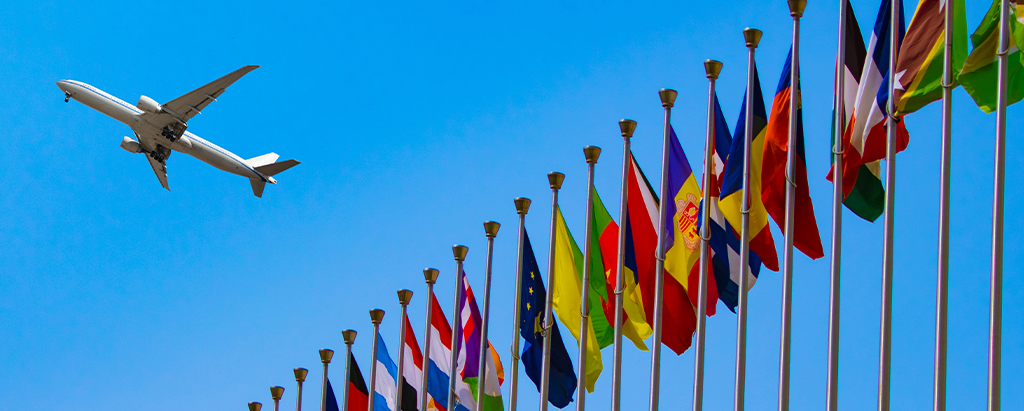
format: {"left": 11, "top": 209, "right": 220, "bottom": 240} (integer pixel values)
{"left": 57, "top": 65, "right": 298, "bottom": 197}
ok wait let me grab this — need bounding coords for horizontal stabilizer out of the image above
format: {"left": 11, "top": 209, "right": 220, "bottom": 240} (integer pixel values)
{"left": 250, "top": 179, "right": 266, "bottom": 198}
{"left": 255, "top": 159, "right": 299, "bottom": 177}
{"left": 246, "top": 152, "right": 280, "bottom": 168}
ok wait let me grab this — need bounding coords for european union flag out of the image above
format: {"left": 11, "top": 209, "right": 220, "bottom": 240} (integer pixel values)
{"left": 519, "top": 230, "right": 577, "bottom": 408}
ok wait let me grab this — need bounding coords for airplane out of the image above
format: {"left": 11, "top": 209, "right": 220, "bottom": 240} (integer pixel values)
{"left": 56, "top": 65, "right": 298, "bottom": 197}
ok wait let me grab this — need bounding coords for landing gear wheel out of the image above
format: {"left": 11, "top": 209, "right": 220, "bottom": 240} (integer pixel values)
{"left": 64, "top": 92, "right": 70, "bottom": 103}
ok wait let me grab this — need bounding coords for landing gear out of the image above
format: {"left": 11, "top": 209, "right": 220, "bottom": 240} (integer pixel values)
{"left": 148, "top": 145, "right": 172, "bottom": 163}
{"left": 160, "top": 122, "right": 187, "bottom": 143}
{"left": 64, "top": 92, "right": 71, "bottom": 103}
{"left": 161, "top": 126, "right": 178, "bottom": 142}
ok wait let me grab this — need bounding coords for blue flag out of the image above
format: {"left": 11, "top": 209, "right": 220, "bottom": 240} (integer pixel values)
{"left": 518, "top": 230, "right": 577, "bottom": 408}
{"left": 325, "top": 378, "right": 340, "bottom": 411}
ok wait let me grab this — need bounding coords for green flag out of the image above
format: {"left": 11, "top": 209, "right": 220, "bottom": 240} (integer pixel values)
{"left": 958, "top": 0, "right": 1024, "bottom": 113}
{"left": 894, "top": 0, "right": 969, "bottom": 115}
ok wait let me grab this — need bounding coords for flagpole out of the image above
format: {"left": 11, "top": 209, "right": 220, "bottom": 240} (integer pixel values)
{"left": 577, "top": 145, "right": 601, "bottom": 411}
{"left": 421, "top": 269, "right": 440, "bottom": 411}
{"left": 878, "top": 0, "right": 899, "bottom": 407}
{"left": 933, "top": 1, "right": 954, "bottom": 410}
{"left": 272, "top": 386, "right": 285, "bottom": 411}
{"left": 610, "top": 119, "right": 637, "bottom": 411}
{"left": 343, "top": 331, "right": 358, "bottom": 411}
{"left": 539, "top": 172, "right": 565, "bottom": 411}
{"left": 734, "top": 27, "right": 763, "bottom": 411}
{"left": 693, "top": 59, "right": 723, "bottom": 411}
{"left": 648, "top": 87, "right": 678, "bottom": 411}
{"left": 477, "top": 221, "right": 501, "bottom": 411}
{"left": 369, "top": 309, "right": 386, "bottom": 411}
{"left": 509, "top": 198, "right": 531, "bottom": 411}
{"left": 988, "top": 2, "right": 1010, "bottom": 410}
{"left": 827, "top": 2, "right": 847, "bottom": 411}
{"left": 296, "top": 368, "right": 309, "bottom": 411}
{"left": 448, "top": 245, "right": 469, "bottom": 411}
{"left": 397, "top": 290, "right": 414, "bottom": 411}
{"left": 778, "top": 3, "right": 805, "bottom": 411}
{"left": 321, "top": 349, "right": 336, "bottom": 411}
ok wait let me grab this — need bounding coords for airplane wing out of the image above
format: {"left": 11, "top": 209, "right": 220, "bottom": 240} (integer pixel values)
{"left": 145, "top": 152, "right": 170, "bottom": 191}
{"left": 141, "top": 65, "right": 259, "bottom": 129}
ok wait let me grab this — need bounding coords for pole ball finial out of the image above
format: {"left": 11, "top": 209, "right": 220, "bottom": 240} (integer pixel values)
{"left": 294, "top": 368, "right": 308, "bottom": 383}
{"left": 319, "top": 348, "right": 334, "bottom": 364}
{"left": 369, "top": 309, "right": 385, "bottom": 324}
{"left": 514, "top": 197, "right": 531, "bottom": 215}
{"left": 423, "top": 268, "right": 440, "bottom": 284}
{"left": 398, "top": 289, "right": 414, "bottom": 305}
{"left": 452, "top": 245, "right": 469, "bottom": 261}
{"left": 659, "top": 89, "right": 678, "bottom": 108}
{"left": 743, "top": 28, "right": 763, "bottom": 48}
{"left": 547, "top": 172, "right": 565, "bottom": 190}
{"left": 342, "top": 329, "right": 357, "bottom": 345}
{"left": 788, "top": 0, "right": 807, "bottom": 17}
{"left": 704, "top": 60, "right": 724, "bottom": 79}
{"left": 270, "top": 386, "right": 285, "bottom": 401}
{"left": 583, "top": 146, "right": 601, "bottom": 164}
{"left": 619, "top": 119, "right": 637, "bottom": 138}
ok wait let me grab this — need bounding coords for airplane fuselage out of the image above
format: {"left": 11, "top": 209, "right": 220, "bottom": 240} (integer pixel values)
{"left": 56, "top": 80, "right": 272, "bottom": 184}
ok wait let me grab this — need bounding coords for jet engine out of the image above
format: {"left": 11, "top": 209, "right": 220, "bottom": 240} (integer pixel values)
{"left": 120, "top": 136, "right": 143, "bottom": 153}
{"left": 136, "top": 95, "right": 162, "bottom": 114}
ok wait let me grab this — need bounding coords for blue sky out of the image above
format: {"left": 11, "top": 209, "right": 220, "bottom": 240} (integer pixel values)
{"left": 1, "top": 1, "right": 1020, "bottom": 410}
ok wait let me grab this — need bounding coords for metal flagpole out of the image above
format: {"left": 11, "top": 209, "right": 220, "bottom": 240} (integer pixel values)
{"left": 295, "top": 368, "right": 309, "bottom": 411}
{"left": 610, "top": 119, "right": 637, "bottom": 411}
{"left": 342, "top": 332, "right": 357, "bottom": 411}
{"left": 648, "top": 87, "right": 678, "bottom": 411}
{"left": 509, "top": 198, "right": 531, "bottom": 411}
{"left": 577, "top": 146, "right": 601, "bottom": 411}
{"left": 734, "top": 28, "right": 763, "bottom": 411}
{"left": 933, "top": 1, "right": 955, "bottom": 410}
{"left": 734, "top": 27, "right": 763, "bottom": 411}
{"left": 878, "top": 0, "right": 899, "bottom": 407}
{"left": 421, "top": 269, "right": 440, "bottom": 411}
{"left": 778, "top": 3, "right": 805, "bottom": 411}
{"left": 539, "top": 172, "right": 565, "bottom": 411}
{"left": 397, "top": 290, "right": 414, "bottom": 411}
{"left": 272, "top": 386, "right": 286, "bottom": 411}
{"left": 369, "top": 309, "right": 386, "bottom": 411}
{"left": 477, "top": 221, "right": 501, "bottom": 411}
{"left": 827, "top": 1, "right": 848, "bottom": 410}
{"left": 988, "top": 2, "right": 1010, "bottom": 410}
{"left": 250, "top": 402, "right": 264, "bottom": 411}
{"left": 448, "top": 245, "right": 469, "bottom": 411}
{"left": 320, "top": 348, "right": 336, "bottom": 411}
{"left": 693, "top": 59, "right": 723, "bottom": 411}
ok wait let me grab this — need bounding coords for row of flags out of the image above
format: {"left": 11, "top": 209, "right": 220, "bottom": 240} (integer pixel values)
{"left": 255, "top": 2, "right": 1022, "bottom": 411}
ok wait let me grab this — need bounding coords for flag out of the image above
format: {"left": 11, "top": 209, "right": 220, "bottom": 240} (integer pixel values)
{"left": 620, "top": 153, "right": 698, "bottom": 355}
{"left": 893, "top": 0, "right": 969, "bottom": 115}
{"left": 550, "top": 206, "right": 603, "bottom": 392}
{"left": 762, "top": 48, "right": 825, "bottom": 260}
{"left": 830, "top": 0, "right": 887, "bottom": 222}
{"left": 663, "top": 126, "right": 719, "bottom": 313}
{"left": 348, "top": 350, "right": 370, "bottom": 411}
{"left": 424, "top": 295, "right": 468, "bottom": 411}
{"left": 592, "top": 187, "right": 653, "bottom": 350}
{"left": 719, "top": 63, "right": 781, "bottom": 273}
{"left": 518, "top": 230, "right": 577, "bottom": 408}
{"left": 702, "top": 93, "right": 765, "bottom": 312}
{"left": 374, "top": 334, "right": 399, "bottom": 411}
{"left": 832, "top": 0, "right": 909, "bottom": 205}
{"left": 456, "top": 271, "right": 505, "bottom": 411}
{"left": 325, "top": 378, "right": 341, "bottom": 411}
{"left": 959, "top": 0, "right": 1024, "bottom": 113}
{"left": 401, "top": 315, "right": 423, "bottom": 411}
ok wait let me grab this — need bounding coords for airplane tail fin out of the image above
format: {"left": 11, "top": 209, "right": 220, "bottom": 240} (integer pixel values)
{"left": 255, "top": 159, "right": 300, "bottom": 177}
{"left": 246, "top": 153, "right": 280, "bottom": 168}
{"left": 250, "top": 179, "right": 266, "bottom": 198}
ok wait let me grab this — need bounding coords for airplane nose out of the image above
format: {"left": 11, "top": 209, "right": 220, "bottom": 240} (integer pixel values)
{"left": 56, "top": 80, "right": 68, "bottom": 91}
